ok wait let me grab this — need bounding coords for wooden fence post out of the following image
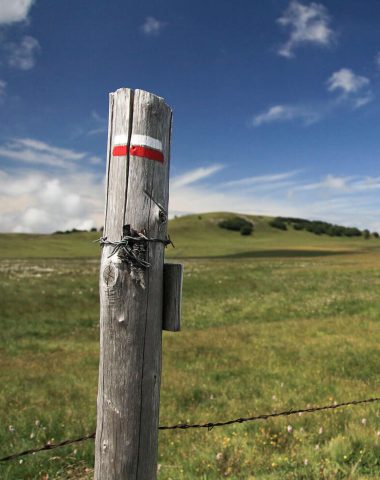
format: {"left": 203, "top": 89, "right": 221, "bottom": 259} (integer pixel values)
{"left": 94, "top": 88, "right": 172, "bottom": 479}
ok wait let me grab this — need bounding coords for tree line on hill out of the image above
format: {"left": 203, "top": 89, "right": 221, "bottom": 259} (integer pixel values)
{"left": 218, "top": 217, "right": 254, "bottom": 235}
{"left": 269, "top": 217, "right": 379, "bottom": 239}
{"left": 53, "top": 227, "right": 101, "bottom": 235}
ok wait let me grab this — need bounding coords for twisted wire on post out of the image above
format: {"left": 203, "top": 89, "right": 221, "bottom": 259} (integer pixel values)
{"left": 95, "top": 232, "right": 173, "bottom": 269}
{"left": 1, "top": 396, "right": 380, "bottom": 463}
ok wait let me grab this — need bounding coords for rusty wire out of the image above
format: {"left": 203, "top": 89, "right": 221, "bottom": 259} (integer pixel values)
{"left": 1, "top": 396, "right": 380, "bottom": 463}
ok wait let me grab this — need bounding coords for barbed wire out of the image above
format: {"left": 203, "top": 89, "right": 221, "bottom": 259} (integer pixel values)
{"left": 0, "top": 432, "right": 95, "bottom": 463}
{"left": 1, "top": 396, "right": 379, "bottom": 463}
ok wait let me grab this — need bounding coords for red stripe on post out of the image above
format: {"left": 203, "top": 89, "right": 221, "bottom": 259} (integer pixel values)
{"left": 113, "top": 145, "right": 128, "bottom": 156}
{"left": 130, "top": 145, "right": 164, "bottom": 164}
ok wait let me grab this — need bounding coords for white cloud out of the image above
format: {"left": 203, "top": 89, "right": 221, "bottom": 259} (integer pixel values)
{"left": 0, "top": 136, "right": 106, "bottom": 233}
{"left": 6, "top": 36, "right": 40, "bottom": 70}
{"left": 327, "top": 68, "right": 369, "bottom": 94}
{"left": 223, "top": 170, "right": 301, "bottom": 188}
{"left": 2, "top": 160, "right": 380, "bottom": 233}
{"left": 88, "top": 111, "right": 107, "bottom": 135}
{"left": 0, "top": 138, "right": 89, "bottom": 168}
{"left": 277, "top": 0, "right": 334, "bottom": 58}
{"left": 141, "top": 16, "right": 166, "bottom": 36}
{"left": 169, "top": 166, "right": 380, "bottom": 232}
{"left": 254, "top": 70, "right": 373, "bottom": 128}
{"left": 0, "top": 168, "right": 104, "bottom": 233}
{"left": 171, "top": 164, "right": 224, "bottom": 188}
{"left": 326, "top": 68, "right": 373, "bottom": 109}
{"left": 0, "top": 169, "right": 44, "bottom": 196}
{"left": 321, "top": 174, "right": 347, "bottom": 190}
{"left": 291, "top": 174, "right": 350, "bottom": 193}
{"left": 0, "top": 0, "right": 34, "bottom": 25}
{"left": 252, "top": 104, "right": 320, "bottom": 126}
{"left": 353, "top": 93, "right": 374, "bottom": 109}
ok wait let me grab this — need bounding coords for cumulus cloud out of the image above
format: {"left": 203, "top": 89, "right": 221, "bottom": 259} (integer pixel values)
{"left": 277, "top": 0, "right": 334, "bottom": 58}
{"left": 327, "top": 68, "right": 369, "bottom": 94}
{"left": 0, "top": 169, "right": 104, "bottom": 233}
{"left": 0, "top": 137, "right": 106, "bottom": 232}
{"left": 2, "top": 160, "right": 380, "bottom": 233}
{"left": 252, "top": 104, "right": 320, "bottom": 126}
{"left": 141, "top": 16, "right": 166, "bottom": 36}
{"left": 0, "top": 0, "right": 34, "bottom": 25}
{"left": 326, "top": 68, "right": 373, "bottom": 109}
{"left": 0, "top": 138, "right": 89, "bottom": 168}
{"left": 6, "top": 36, "right": 40, "bottom": 70}
{"left": 254, "top": 70, "right": 373, "bottom": 128}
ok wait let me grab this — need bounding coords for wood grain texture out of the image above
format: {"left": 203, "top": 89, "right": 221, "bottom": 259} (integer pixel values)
{"left": 94, "top": 88, "right": 172, "bottom": 480}
{"left": 162, "top": 263, "right": 183, "bottom": 332}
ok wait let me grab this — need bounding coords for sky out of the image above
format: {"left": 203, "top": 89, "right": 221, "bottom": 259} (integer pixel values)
{"left": 1, "top": 0, "right": 380, "bottom": 233}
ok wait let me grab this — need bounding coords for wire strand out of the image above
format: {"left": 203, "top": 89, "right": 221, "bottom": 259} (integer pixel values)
{"left": 1, "top": 396, "right": 379, "bottom": 462}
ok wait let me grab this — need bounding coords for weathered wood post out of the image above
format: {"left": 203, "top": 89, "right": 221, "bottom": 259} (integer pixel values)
{"left": 95, "top": 88, "right": 173, "bottom": 479}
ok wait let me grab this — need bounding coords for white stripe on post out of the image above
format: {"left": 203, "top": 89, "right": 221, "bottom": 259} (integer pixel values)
{"left": 131, "top": 133, "right": 163, "bottom": 151}
{"left": 113, "top": 133, "right": 129, "bottom": 145}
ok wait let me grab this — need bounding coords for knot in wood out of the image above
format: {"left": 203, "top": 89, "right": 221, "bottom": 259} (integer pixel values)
{"left": 103, "top": 263, "right": 117, "bottom": 287}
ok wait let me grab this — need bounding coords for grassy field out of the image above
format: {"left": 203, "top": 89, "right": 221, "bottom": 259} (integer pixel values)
{"left": 1, "top": 213, "right": 380, "bottom": 479}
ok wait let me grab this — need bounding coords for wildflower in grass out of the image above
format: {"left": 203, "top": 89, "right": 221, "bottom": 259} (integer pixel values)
{"left": 361, "top": 418, "right": 367, "bottom": 425}
{"left": 287, "top": 425, "right": 293, "bottom": 433}
{"left": 224, "top": 466, "right": 232, "bottom": 475}
{"left": 35, "top": 420, "right": 40, "bottom": 426}
{"left": 19, "top": 459, "right": 23, "bottom": 464}
{"left": 304, "top": 459, "right": 308, "bottom": 465}
{"left": 216, "top": 452, "right": 223, "bottom": 461}
{"left": 8, "top": 425, "right": 15, "bottom": 432}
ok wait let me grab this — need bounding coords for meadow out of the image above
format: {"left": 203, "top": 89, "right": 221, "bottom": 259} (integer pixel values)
{"left": 1, "top": 212, "right": 380, "bottom": 479}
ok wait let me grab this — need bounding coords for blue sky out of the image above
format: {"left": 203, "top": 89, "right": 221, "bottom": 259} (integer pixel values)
{"left": 1, "top": 0, "right": 380, "bottom": 232}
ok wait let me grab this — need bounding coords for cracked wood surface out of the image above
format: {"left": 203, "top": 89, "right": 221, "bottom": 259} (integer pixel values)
{"left": 95, "top": 88, "right": 172, "bottom": 480}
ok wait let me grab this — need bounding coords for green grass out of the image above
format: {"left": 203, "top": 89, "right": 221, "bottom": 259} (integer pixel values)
{"left": 1, "top": 213, "right": 380, "bottom": 479}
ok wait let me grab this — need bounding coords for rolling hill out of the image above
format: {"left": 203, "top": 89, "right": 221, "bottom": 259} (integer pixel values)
{"left": 0, "top": 212, "right": 379, "bottom": 259}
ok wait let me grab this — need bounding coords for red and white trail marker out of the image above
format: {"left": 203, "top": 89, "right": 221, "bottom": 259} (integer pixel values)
{"left": 112, "top": 133, "right": 164, "bottom": 163}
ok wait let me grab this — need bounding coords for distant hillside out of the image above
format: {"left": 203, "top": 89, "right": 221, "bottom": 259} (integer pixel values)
{"left": 0, "top": 212, "right": 379, "bottom": 259}
{"left": 268, "top": 216, "right": 377, "bottom": 238}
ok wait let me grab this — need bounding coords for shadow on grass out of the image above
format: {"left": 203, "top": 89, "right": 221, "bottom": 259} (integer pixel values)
{"left": 180, "top": 249, "right": 360, "bottom": 259}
